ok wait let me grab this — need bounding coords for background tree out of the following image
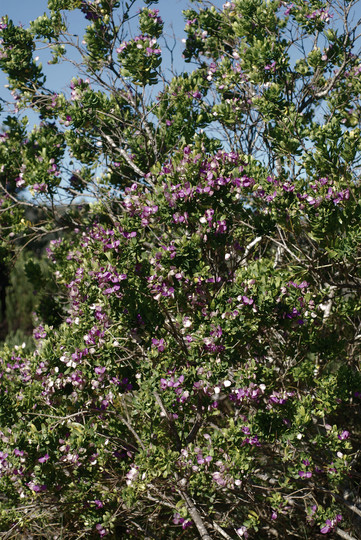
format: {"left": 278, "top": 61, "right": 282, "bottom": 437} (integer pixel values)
{"left": 1, "top": 0, "right": 361, "bottom": 538}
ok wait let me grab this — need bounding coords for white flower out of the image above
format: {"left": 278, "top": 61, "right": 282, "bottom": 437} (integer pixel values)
{"left": 125, "top": 466, "right": 139, "bottom": 486}
{"left": 183, "top": 317, "right": 192, "bottom": 328}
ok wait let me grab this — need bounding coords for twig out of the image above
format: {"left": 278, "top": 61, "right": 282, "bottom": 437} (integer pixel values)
{"left": 118, "top": 415, "right": 146, "bottom": 451}
{"left": 153, "top": 391, "right": 182, "bottom": 451}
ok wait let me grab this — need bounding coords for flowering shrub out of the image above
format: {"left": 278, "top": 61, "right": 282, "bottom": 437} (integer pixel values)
{"left": 1, "top": 0, "right": 361, "bottom": 538}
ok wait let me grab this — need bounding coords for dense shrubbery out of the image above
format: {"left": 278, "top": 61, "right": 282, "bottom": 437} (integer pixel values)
{"left": 1, "top": 1, "right": 361, "bottom": 538}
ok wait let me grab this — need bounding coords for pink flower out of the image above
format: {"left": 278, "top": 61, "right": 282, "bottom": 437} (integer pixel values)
{"left": 236, "top": 526, "right": 249, "bottom": 538}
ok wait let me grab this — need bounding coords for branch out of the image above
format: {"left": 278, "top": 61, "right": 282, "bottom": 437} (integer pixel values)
{"left": 129, "top": 520, "right": 157, "bottom": 540}
{"left": 185, "top": 395, "right": 204, "bottom": 445}
{"left": 146, "top": 487, "right": 232, "bottom": 540}
{"left": 242, "top": 235, "right": 262, "bottom": 262}
{"left": 0, "top": 184, "right": 37, "bottom": 207}
{"left": 344, "top": 504, "right": 361, "bottom": 519}
{"left": 153, "top": 391, "right": 182, "bottom": 451}
{"left": 336, "top": 528, "right": 357, "bottom": 540}
{"left": 319, "top": 285, "right": 337, "bottom": 322}
{"left": 210, "top": 521, "right": 233, "bottom": 540}
{"left": 185, "top": 413, "right": 203, "bottom": 445}
{"left": 313, "top": 57, "right": 349, "bottom": 99}
{"left": 176, "top": 488, "right": 212, "bottom": 540}
{"left": 102, "top": 133, "right": 147, "bottom": 178}
{"left": 118, "top": 414, "right": 146, "bottom": 451}
{"left": 336, "top": 491, "right": 361, "bottom": 518}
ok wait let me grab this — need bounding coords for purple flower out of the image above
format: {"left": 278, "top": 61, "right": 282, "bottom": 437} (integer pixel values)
{"left": 264, "top": 61, "right": 276, "bottom": 72}
{"left": 338, "top": 430, "right": 349, "bottom": 440}
{"left": 215, "top": 220, "right": 227, "bottom": 234}
{"left": 236, "top": 526, "right": 249, "bottom": 538}
{"left": 116, "top": 42, "right": 127, "bottom": 53}
{"left": 320, "top": 519, "right": 333, "bottom": 534}
{"left": 146, "top": 47, "right": 161, "bottom": 56}
{"left": 173, "top": 513, "right": 185, "bottom": 525}
{"left": 320, "top": 515, "right": 342, "bottom": 534}
{"left": 298, "top": 470, "right": 312, "bottom": 478}
{"left": 152, "top": 338, "right": 166, "bottom": 352}
{"left": 95, "top": 523, "right": 109, "bottom": 537}
{"left": 27, "top": 482, "right": 47, "bottom": 492}
{"left": 33, "top": 183, "right": 48, "bottom": 193}
{"left": 38, "top": 453, "right": 50, "bottom": 464}
{"left": 212, "top": 471, "right": 226, "bottom": 486}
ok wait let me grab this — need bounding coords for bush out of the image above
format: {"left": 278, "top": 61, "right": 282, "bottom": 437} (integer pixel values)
{"left": 1, "top": 1, "right": 361, "bottom": 538}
